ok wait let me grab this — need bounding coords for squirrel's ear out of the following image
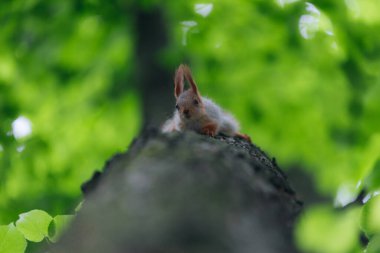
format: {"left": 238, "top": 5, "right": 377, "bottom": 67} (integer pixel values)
{"left": 174, "top": 65, "right": 184, "bottom": 98}
{"left": 182, "top": 65, "right": 201, "bottom": 99}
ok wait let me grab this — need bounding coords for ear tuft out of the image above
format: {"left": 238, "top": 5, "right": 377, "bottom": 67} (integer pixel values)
{"left": 182, "top": 65, "right": 201, "bottom": 99}
{"left": 174, "top": 65, "right": 185, "bottom": 98}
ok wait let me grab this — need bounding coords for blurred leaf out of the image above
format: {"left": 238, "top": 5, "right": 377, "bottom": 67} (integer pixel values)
{"left": 0, "top": 53, "right": 17, "bottom": 84}
{"left": 361, "top": 195, "right": 380, "bottom": 236}
{"left": 275, "top": 0, "right": 300, "bottom": 8}
{"left": 48, "top": 215, "right": 74, "bottom": 242}
{"left": 296, "top": 206, "right": 361, "bottom": 253}
{"left": 0, "top": 223, "right": 27, "bottom": 253}
{"left": 349, "top": 0, "right": 380, "bottom": 24}
{"left": 363, "top": 160, "right": 380, "bottom": 192}
{"left": 358, "top": 133, "right": 380, "bottom": 182}
{"left": 58, "top": 15, "right": 106, "bottom": 69}
{"left": 299, "top": 3, "right": 320, "bottom": 40}
{"left": 15, "top": 210, "right": 53, "bottom": 242}
{"left": 367, "top": 234, "right": 380, "bottom": 253}
{"left": 0, "top": 1, "right": 380, "bottom": 252}
{"left": 334, "top": 183, "right": 360, "bottom": 207}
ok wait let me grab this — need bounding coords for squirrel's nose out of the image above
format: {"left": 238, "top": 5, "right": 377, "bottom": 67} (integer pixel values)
{"left": 183, "top": 109, "right": 190, "bottom": 118}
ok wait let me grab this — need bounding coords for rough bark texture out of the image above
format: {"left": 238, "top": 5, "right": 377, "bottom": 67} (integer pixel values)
{"left": 51, "top": 129, "right": 302, "bottom": 253}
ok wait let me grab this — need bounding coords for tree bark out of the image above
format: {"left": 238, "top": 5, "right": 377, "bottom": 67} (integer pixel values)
{"left": 51, "top": 129, "right": 302, "bottom": 253}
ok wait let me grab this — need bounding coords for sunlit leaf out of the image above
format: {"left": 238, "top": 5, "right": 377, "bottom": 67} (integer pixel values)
{"left": 15, "top": 210, "right": 53, "bottom": 242}
{"left": 275, "top": 0, "right": 300, "bottom": 8}
{"left": 298, "top": 2, "right": 335, "bottom": 40}
{"left": 0, "top": 53, "right": 17, "bottom": 83}
{"left": 0, "top": 223, "right": 27, "bottom": 253}
{"left": 194, "top": 4, "right": 213, "bottom": 17}
{"left": 296, "top": 206, "right": 361, "bottom": 253}
{"left": 348, "top": 0, "right": 380, "bottom": 24}
{"left": 334, "top": 183, "right": 359, "bottom": 207}
{"left": 299, "top": 3, "right": 320, "bottom": 39}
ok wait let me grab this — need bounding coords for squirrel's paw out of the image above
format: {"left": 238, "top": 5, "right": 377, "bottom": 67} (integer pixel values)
{"left": 201, "top": 124, "right": 217, "bottom": 137}
{"left": 235, "top": 133, "right": 252, "bottom": 143}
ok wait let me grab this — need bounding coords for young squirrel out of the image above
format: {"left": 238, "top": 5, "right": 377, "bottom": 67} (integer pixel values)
{"left": 162, "top": 64, "right": 251, "bottom": 142}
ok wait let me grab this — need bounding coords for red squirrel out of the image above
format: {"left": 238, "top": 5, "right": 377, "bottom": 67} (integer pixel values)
{"left": 162, "top": 64, "right": 251, "bottom": 142}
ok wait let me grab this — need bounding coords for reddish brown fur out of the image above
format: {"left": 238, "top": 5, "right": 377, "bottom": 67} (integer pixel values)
{"left": 201, "top": 122, "right": 218, "bottom": 137}
{"left": 182, "top": 65, "right": 201, "bottom": 98}
{"left": 235, "top": 133, "right": 251, "bottom": 143}
{"left": 167, "top": 64, "right": 252, "bottom": 143}
{"left": 174, "top": 66, "right": 184, "bottom": 98}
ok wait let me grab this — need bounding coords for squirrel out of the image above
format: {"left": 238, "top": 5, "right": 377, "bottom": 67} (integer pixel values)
{"left": 162, "top": 64, "right": 251, "bottom": 142}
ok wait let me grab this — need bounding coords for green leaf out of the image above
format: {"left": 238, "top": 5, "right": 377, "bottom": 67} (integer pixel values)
{"left": 361, "top": 195, "right": 380, "bottom": 236}
{"left": 359, "top": 133, "right": 380, "bottom": 182}
{"left": 367, "top": 234, "right": 380, "bottom": 253}
{"left": 49, "top": 215, "right": 74, "bottom": 242}
{"left": 15, "top": 210, "right": 53, "bottom": 242}
{"left": 0, "top": 223, "right": 27, "bottom": 253}
{"left": 296, "top": 205, "right": 361, "bottom": 253}
{"left": 363, "top": 160, "right": 380, "bottom": 192}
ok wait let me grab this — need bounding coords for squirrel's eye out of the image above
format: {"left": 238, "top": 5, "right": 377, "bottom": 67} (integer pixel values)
{"left": 193, "top": 99, "right": 199, "bottom": 106}
{"left": 175, "top": 104, "right": 179, "bottom": 110}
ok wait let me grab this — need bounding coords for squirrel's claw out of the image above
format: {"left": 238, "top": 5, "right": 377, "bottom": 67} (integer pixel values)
{"left": 201, "top": 123, "right": 217, "bottom": 137}
{"left": 235, "top": 133, "right": 252, "bottom": 143}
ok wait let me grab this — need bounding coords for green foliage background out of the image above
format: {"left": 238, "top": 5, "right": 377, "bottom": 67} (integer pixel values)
{"left": 0, "top": 0, "right": 379, "bottom": 252}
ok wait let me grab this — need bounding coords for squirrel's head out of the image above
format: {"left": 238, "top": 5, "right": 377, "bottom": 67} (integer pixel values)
{"left": 174, "top": 64, "right": 205, "bottom": 121}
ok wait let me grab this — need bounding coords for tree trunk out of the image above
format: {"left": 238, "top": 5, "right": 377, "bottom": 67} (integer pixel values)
{"left": 134, "top": 6, "right": 173, "bottom": 128}
{"left": 50, "top": 129, "right": 302, "bottom": 253}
